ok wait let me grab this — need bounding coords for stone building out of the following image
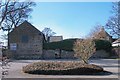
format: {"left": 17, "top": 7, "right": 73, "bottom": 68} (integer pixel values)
{"left": 49, "top": 36, "right": 63, "bottom": 42}
{"left": 112, "top": 39, "right": 120, "bottom": 58}
{"left": 0, "top": 42, "right": 3, "bottom": 57}
{"left": 8, "top": 21, "right": 44, "bottom": 59}
{"left": 8, "top": 21, "right": 113, "bottom": 59}
{"left": 92, "top": 27, "right": 113, "bottom": 42}
{"left": 91, "top": 28, "right": 113, "bottom": 58}
{"left": 112, "top": 38, "right": 120, "bottom": 47}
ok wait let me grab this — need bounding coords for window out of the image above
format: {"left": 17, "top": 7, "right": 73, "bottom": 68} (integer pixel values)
{"left": 107, "top": 36, "right": 110, "bottom": 40}
{"left": 10, "top": 43, "right": 17, "bottom": 50}
{"left": 21, "top": 35, "right": 29, "bottom": 43}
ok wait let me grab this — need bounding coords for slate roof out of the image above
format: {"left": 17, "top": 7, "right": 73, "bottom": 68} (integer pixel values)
{"left": 113, "top": 38, "right": 120, "bottom": 44}
{"left": 9, "top": 20, "right": 43, "bottom": 35}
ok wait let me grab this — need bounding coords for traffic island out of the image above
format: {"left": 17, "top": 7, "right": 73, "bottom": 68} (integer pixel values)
{"left": 22, "top": 61, "right": 111, "bottom": 75}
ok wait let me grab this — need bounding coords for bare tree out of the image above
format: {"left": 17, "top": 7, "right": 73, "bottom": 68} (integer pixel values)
{"left": 73, "top": 39, "right": 96, "bottom": 64}
{"left": 87, "top": 24, "right": 103, "bottom": 39}
{"left": 86, "top": 24, "right": 113, "bottom": 42}
{"left": 42, "top": 27, "right": 56, "bottom": 42}
{"left": 0, "top": 0, "right": 36, "bottom": 33}
{"left": 0, "top": 0, "right": 35, "bottom": 48}
{"left": 105, "top": 2, "right": 120, "bottom": 38}
{"left": 0, "top": 34, "right": 7, "bottom": 40}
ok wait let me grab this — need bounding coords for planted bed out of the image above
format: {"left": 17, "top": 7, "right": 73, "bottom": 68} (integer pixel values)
{"left": 22, "top": 61, "right": 107, "bottom": 75}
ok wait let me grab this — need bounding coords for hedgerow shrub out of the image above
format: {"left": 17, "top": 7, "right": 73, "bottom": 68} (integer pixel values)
{"left": 94, "top": 39, "right": 112, "bottom": 52}
{"left": 43, "top": 39, "right": 78, "bottom": 51}
{"left": 43, "top": 39, "right": 112, "bottom": 53}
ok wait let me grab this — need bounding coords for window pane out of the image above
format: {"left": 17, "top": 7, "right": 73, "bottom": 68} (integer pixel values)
{"left": 21, "top": 35, "right": 29, "bottom": 43}
{"left": 10, "top": 43, "right": 17, "bottom": 50}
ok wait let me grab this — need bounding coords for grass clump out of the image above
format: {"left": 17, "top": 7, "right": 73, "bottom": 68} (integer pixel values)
{"left": 23, "top": 61, "right": 103, "bottom": 75}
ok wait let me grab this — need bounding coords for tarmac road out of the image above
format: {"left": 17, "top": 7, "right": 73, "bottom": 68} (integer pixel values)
{"left": 1, "top": 59, "right": 120, "bottom": 79}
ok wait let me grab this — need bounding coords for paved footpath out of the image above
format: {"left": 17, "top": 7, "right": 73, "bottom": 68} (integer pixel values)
{"left": 0, "top": 59, "right": 120, "bottom": 80}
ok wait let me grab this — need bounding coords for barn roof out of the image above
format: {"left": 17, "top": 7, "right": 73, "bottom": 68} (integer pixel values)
{"left": 9, "top": 20, "right": 43, "bottom": 35}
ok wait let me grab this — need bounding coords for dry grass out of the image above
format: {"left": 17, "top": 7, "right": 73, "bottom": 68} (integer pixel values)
{"left": 23, "top": 61, "right": 103, "bottom": 75}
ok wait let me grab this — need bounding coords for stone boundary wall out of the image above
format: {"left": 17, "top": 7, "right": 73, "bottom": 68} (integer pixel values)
{"left": 43, "top": 50, "right": 110, "bottom": 59}
{"left": 112, "top": 47, "right": 120, "bottom": 58}
{"left": 0, "top": 48, "right": 2, "bottom": 57}
{"left": 43, "top": 50, "right": 75, "bottom": 59}
{"left": 3, "top": 49, "right": 111, "bottom": 59}
{"left": 91, "top": 50, "right": 110, "bottom": 58}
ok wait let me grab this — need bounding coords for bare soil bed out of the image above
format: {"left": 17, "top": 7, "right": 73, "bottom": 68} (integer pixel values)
{"left": 22, "top": 61, "right": 107, "bottom": 75}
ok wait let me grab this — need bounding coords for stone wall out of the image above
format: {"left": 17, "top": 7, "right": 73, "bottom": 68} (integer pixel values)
{"left": 0, "top": 48, "right": 2, "bottom": 57}
{"left": 61, "top": 50, "right": 75, "bottom": 59}
{"left": 43, "top": 50, "right": 75, "bottom": 59}
{"left": 43, "top": 50, "right": 110, "bottom": 59}
{"left": 91, "top": 50, "right": 110, "bottom": 58}
{"left": 112, "top": 47, "right": 120, "bottom": 58}
{"left": 11, "top": 51, "right": 42, "bottom": 59}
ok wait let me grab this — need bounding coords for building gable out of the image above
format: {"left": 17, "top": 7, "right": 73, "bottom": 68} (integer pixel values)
{"left": 93, "top": 27, "right": 112, "bottom": 42}
{"left": 9, "top": 21, "right": 42, "bottom": 35}
{"left": 8, "top": 21, "right": 44, "bottom": 59}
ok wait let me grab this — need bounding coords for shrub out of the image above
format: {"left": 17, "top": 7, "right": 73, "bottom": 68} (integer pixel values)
{"left": 43, "top": 39, "right": 112, "bottom": 53}
{"left": 73, "top": 39, "right": 96, "bottom": 64}
{"left": 94, "top": 39, "right": 112, "bottom": 52}
{"left": 43, "top": 39, "right": 78, "bottom": 51}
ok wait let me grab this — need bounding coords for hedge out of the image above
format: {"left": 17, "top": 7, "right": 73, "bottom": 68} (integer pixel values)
{"left": 43, "top": 39, "right": 112, "bottom": 52}
{"left": 43, "top": 38, "right": 78, "bottom": 51}
{"left": 94, "top": 39, "right": 112, "bottom": 52}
